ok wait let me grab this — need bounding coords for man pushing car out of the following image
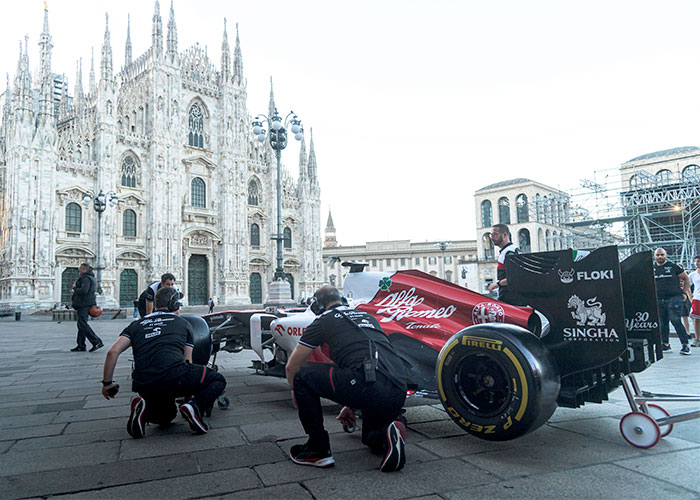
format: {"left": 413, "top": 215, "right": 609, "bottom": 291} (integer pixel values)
{"left": 285, "top": 285, "right": 409, "bottom": 472}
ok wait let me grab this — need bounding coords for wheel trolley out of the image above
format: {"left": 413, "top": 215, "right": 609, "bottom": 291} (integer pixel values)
{"left": 619, "top": 373, "right": 700, "bottom": 448}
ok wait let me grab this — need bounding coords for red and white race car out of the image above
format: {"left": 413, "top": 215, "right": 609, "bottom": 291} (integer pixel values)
{"left": 199, "top": 246, "right": 662, "bottom": 442}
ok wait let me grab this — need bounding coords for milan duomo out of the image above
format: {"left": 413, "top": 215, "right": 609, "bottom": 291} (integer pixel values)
{"left": 0, "top": 3, "right": 324, "bottom": 309}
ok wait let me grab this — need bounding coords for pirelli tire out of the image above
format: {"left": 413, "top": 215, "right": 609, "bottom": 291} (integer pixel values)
{"left": 436, "top": 324, "right": 560, "bottom": 441}
{"left": 181, "top": 314, "right": 213, "bottom": 366}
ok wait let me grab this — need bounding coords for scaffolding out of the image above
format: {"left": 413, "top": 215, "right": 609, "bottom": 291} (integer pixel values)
{"left": 564, "top": 165, "right": 700, "bottom": 268}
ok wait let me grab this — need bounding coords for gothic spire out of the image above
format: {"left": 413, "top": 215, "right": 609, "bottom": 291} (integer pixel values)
{"left": 268, "top": 77, "right": 276, "bottom": 118}
{"left": 308, "top": 128, "right": 317, "bottom": 180}
{"left": 233, "top": 23, "right": 244, "bottom": 86}
{"left": 125, "top": 14, "right": 132, "bottom": 66}
{"left": 152, "top": 1, "right": 163, "bottom": 57}
{"left": 166, "top": 0, "right": 178, "bottom": 62}
{"left": 14, "top": 38, "right": 33, "bottom": 115}
{"left": 59, "top": 73, "right": 69, "bottom": 119}
{"left": 298, "top": 136, "right": 307, "bottom": 180}
{"left": 89, "top": 48, "right": 96, "bottom": 93}
{"left": 220, "top": 18, "right": 231, "bottom": 82}
{"left": 75, "top": 58, "right": 84, "bottom": 114}
{"left": 100, "top": 13, "right": 113, "bottom": 82}
{"left": 38, "top": 5, "right": 54, "bottom": 118}
{"left": 326, "top": 210, "right": 335, "bottom": 230}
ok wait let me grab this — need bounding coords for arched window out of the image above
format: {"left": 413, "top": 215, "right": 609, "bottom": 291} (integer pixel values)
{"left": 283, "top": 227, "right": 292, "bottom": 249}
{"left": 535, "top": 193, "right": 542, "bottom": 222}
{"left": 628, "top": 174, "right": 638, "bottom": 190}
{"left": 518, "top": 228, "right": 531, "bottom": 253}
{"left": 188, "top": 103, "right": 204, "bottom": 148}
{"left": 191, "top": 177, "right": 206, "bottom": 208}
{"left": 121, "top": 155, "right": 137, "bottom": 187}
{"left": 545, "top": 229, "right": 551, "bottom": 251}
{"left": 516, "top": 194, "right": 529, "bottom": 223}
{"left": 123, "top": 209, "right": 137, "bottom": 237}
{"left": 538, "top": 227, "right": 544, "bottom": 251}
{"left": 483, "top": 232, "right": 494, "bottom": 260}
{"left": 250, "top": 223, "right": 260, "bottom": 246}
{"left": 481, "top": 200, "right": 492, "bottom": 228}
{"left": 248, "top": 180, "right": 260, "bottom": 205}
{"left": 682, "top": 164, "right": 699, "bottom": 182}
{"left": 656, "top": 169, "right": 672, "bottom": 185}
{"left": 498, "top": 197, "right": 510, "bottom": 224}
{"left": 66, "top": 202, "right": 82, "bottom": 232}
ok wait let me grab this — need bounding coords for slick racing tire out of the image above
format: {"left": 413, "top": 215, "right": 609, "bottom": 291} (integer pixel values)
{"left": 181, "top": 314, "right": 213, "bottom": 366}
{"left": 436, "top": 324, "right": 560, "bottom": 441}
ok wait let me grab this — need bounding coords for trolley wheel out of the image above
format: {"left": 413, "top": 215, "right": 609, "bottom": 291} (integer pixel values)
{"left": 217, "top": 396, "right": 230, "bottom": 410}
{"left": 212, "top": 364, "right": 219, "bottom": 372}
{"left": 620, "top": 411, "right": 660, "bottom": 448}
{"left": 641, "top": 404, "right": 673, "bottom": 438}
{"left": 343, "top": 423, "right": 356, "bottom": 433}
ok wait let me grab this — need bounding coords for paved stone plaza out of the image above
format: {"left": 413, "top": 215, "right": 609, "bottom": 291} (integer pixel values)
{"left": 0, "top": 316, "right": 698, "bottom": 499}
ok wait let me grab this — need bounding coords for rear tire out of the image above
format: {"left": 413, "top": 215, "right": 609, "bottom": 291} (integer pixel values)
{"left": 436, "top": 324, "right": 560, "bottom": 441}
{"left": 181, "top": 314, "right": 212, "bottom": 365}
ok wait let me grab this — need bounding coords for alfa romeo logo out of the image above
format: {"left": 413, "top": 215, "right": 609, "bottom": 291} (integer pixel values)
{"left": 379, "top": 277, "right": 392, "bottom": 291}
{"left": 472, "top": 302, "right": 505, "bottom": 325}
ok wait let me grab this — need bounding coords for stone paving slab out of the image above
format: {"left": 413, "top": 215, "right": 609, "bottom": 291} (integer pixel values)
{"left": 0, "top": 318, "right": 698, "bottom": 499}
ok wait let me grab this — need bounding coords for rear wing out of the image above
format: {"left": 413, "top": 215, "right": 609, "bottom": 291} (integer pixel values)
{"left": 506, "top": 246, "right": 661, "bottom": 407}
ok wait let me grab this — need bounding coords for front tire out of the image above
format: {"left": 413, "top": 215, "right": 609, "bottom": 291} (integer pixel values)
{"left": 436, "top": 324, "right": 560, "bottom": 441}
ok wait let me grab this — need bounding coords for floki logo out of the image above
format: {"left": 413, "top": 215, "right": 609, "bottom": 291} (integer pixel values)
{"left": 374, "top": 287, "right": 456, "bottom": 323}
{"left": 564, "top": 294, "right": 619, "bottom": 342}
{"left": 558, "top": 268, "right": 614, "bottom": 284}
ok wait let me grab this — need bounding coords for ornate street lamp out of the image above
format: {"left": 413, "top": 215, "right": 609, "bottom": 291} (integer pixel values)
{"left": 434, "top": 241, "right": 453, "bottom": 280}
{"left": 252, "top": 108, "right": 303, "bottom": 304}
{"left": 82, "top": 189, "right": 118, "bottom": 294}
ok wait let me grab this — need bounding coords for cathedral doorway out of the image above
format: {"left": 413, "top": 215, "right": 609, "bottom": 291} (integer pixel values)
{"left": 119, "top": 269, "right": 138, "bottom": 307}
{"left": 61, "top": 267, "right": 79, "bottom": 307}
{"left": 188, "top": 255, "right": 208, "bottom": 305}
{"left": 250, "top": 273, "right": 262, "bottom": 304}
{"left": 285, "top": 273, "right": 294, "bottom": 299}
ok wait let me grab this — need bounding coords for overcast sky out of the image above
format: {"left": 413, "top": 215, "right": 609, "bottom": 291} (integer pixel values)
{"left": 2, "top": 1, "right": 699, "bottom": 246}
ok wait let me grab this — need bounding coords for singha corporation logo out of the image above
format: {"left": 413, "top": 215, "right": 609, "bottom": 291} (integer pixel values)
{"left": 567, "top": 294, "right": 606, "bottom": 326}
{"left": 378, "top": 277, "right": 392, "bottom": 291}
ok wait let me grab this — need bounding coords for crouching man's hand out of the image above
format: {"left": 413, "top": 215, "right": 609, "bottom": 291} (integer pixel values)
{"left": 336, "top": 406, "right": 356, "bottom": 427}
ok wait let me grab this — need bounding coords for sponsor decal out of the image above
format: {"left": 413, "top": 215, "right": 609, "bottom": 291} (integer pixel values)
{"left": 405, "top": 322, "right": 441, "bottom": 330}
{"left": 565, "top": 294, "right": 619, "bottom": 342}
{"left": 379, "top": 277, "right": 392, "bottom": 291}
{"left": 461, "top": 335, "right": 503, "bottom": 351}
{"left": 558, "top": 268, "right": 575, "bottom": 284}
{"left": 374, "top": 287, "right": 457, "bottom": 323}
{"left": 558, "top": 268, "right": 614, "bottom": 284}
{"left": 567, "top": 294, "right": 606, "bottom": 326}
{"left": 471, "top": 302, "right": 505, "bottom": 325}
{"left": 625, "top": 311, "right": 658, "bottom": 332}
{"left": 275, "top": 324, "right": 304, "bottom": 336}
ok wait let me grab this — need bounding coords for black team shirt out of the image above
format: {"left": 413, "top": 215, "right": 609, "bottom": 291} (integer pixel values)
{"left": 653, "top": 261, "right": 684, "bottom": 299}
{"left": 119, "top": 311, "right": 194, "bottom": 385}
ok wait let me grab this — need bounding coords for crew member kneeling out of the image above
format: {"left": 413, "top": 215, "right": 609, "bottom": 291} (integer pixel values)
{"left": 101, "top": 287, "right": 226, "bottom": 438}
{"left": 286, "top": 285, "right": 408, "bottom": 472}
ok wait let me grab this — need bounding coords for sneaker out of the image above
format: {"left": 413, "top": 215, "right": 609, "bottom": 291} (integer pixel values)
{"left": 70, "top": 346, "right": 86, "bottom": 352}
{"left": 662, "top": 344, "right": 672, "bottom": 352}
{"left": 680, "top": 344, "right": 691, "bottom": 355}
{"left": 127, "top": 397, "right": 146, "bottom": 439}
{"left": 179, "top": 402, "right": 209, "bottom": 434}
{"left": 89, "top": 342, "right": 104, "bottom": 352}
{"left": 380, "top": 421, "right": 406, "bottom": 472}
{"left": 289, "top": 442, "right": 335, "bottom": 468}
{"left": 692, "top": 339, "right": 700, "bottom": 347}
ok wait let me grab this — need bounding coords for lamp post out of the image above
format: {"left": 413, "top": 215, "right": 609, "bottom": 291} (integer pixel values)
{"left": 434, "top": 241, "right": 452, "bottom": 280}
{"left": 82, "top": 189, "right": 118, "bottom": 294}
{"left": 252, "top": 108, "right": 303, "bottom": 304}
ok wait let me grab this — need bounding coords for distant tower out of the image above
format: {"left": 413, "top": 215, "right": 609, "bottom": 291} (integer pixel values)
{"left": 324, "top": 210, "right": 337, "bottom": 248}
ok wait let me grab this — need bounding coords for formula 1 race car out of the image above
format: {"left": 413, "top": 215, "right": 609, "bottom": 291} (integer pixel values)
{"left": 199, "top": 246, "right": 663, "bottom": 442}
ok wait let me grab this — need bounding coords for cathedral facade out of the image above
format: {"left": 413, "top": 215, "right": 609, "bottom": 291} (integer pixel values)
{"left": 0, "top": 3, "right": 324, "bottom": 309}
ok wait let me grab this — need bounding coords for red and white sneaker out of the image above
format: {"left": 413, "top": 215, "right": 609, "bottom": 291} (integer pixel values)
{"left": 127, "top": 396, "right": 146, "bottom": 439}
{"left": 179, "top": 402, "right": 209, "bottom": 434}
{"left": 380, "top": 421, "right": 406, "bottom": 472}
{"left": 289, "top": 443, "right": 335, "bottom": 468}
